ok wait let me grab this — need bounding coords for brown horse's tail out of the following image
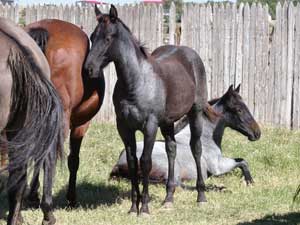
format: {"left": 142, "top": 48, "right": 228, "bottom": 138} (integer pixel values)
{"left": 27, "top": 28, "right": 49, "bottom": 53}
{"left": 4, "top": 42, "right": 64, "bottom": 190}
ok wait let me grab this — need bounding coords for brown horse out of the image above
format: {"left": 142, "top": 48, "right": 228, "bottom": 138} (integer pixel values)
{"left": 23, "top": 19, "right": 105, "bottom": 208}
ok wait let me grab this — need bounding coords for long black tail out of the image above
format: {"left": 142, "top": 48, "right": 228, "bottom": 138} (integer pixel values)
{"left": 27, "top": 28, "right": 49, "bottom": 53}
{"left": 4, "top": 42, "right": 64, "bottom": 189}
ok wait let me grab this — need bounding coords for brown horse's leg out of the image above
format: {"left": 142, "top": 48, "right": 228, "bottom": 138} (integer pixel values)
{"left": 161, "top": 124, "right": 176, "bottom": 208}
{"left": 188, "top": 109, "right": 207, "bottom": 204}
{"left": 66, "top": 122, "right": 90, "bottom": 207}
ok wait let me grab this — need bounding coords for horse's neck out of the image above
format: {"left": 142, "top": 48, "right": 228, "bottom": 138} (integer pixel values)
{"left": 213, "top": 120, "right": 226, "bottom": 148}
{"left": 211, "top": 103, "right": 227, "bottom": 148}
{"left": 113, "top": 38, "right": 153, "bottom": 97}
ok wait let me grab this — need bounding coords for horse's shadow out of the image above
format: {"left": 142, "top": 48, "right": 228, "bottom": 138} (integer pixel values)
{"left": 53, "top": 181, "right": 129, "bottom": 209}
{"left": 0, "top": 181, "right": 130, "bottom": 221}
{"left": 237, "top": 212, "right": 300, "bottom": 225}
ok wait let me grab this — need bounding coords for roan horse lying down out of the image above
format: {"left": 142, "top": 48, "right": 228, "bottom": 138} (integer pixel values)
{"left": 110, "top": 85, "right": 261, "bottom": 185}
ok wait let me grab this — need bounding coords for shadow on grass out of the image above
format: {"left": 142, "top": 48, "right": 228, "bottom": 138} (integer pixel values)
{"left": 53, "top": 181, "right": 129, "bottom": 209}
{"left": 0, "top": 180, "right": 129, "bottom": 221}
{"left": 237, "top": 212, "right": 300, "bottom": 225}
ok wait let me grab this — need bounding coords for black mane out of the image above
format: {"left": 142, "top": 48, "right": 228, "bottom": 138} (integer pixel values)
{"left": 116, "top": 18, "right": 148, "bottom": 58}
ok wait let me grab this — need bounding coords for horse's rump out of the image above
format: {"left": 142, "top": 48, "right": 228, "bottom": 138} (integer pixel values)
{"left": 0, "top": 18, "right": 64, "bottom": 189}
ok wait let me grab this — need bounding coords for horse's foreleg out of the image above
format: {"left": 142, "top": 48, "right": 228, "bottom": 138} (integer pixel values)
{"left": 140, "top": 118, "right": 158, "bottom": 215}
{"left": 116, "top": 119, "right": 140, "bottom": 215}
{"left": 66, "top": 122, "right": 90, "bottom": 207}
{"left": 41, "top": 150, "right": 56, "bottom": 225}
{"left": 208, "top": 157, "right": 253, "bottom": 185}
{"left": 234, "top": 158, "right": 253, "bottom": 185}
{"left": 188, "top": 109, "right": 207, "bottom": 204}
{"left": 161, "top": 124, "right": 176, "bottom": 208}
{"left": 7, "top": 166, "right": 26, "bottom": 225}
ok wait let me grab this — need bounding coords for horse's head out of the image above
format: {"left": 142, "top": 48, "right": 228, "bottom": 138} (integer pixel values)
{"left": 84, "top": 4, "right": 119, "bottom": 78}
{"left": 218, "top": 84, "right": 261, "bottom": 141}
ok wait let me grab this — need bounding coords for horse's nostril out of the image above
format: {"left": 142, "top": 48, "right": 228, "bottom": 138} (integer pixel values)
{"left": 87, "top": 66, "right": 93, "bottom": 75}
{"left": 254, "top": 130, "right": 261, "bottom": 139}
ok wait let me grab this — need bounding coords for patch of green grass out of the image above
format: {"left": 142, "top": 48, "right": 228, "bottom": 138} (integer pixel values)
{"left": 0, "top": 123, "right": 299, "bottom": 225}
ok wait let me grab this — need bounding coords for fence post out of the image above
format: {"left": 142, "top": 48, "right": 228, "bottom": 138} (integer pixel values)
{"left": 169, "top": 2, "right": 176, "bottom": 45}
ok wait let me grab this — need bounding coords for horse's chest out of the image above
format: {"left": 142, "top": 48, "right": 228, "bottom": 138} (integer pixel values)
{"left": 115, "top": 100, "right": 146, "bottom": 128}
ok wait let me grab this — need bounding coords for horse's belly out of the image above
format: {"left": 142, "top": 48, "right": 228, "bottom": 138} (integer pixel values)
{"left": 164, "top": 73, "right": 196, "bottom": 121}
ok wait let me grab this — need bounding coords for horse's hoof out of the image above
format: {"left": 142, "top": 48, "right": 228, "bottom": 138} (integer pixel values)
{"left": 161, "top": 201, "right": 174, "bottom": 210}
{"left": 42, "top": 218, "right": 56, "bottom": 225}
{"left": 139, "top": 212, "right": 150, "bottom": 218}
{"left": 17, "top": 214, "right": 24, "bottom": 225}
{"left": 128, "top": 211, "right": 138, "bottom": 217}
{"left": 197, "top": 201, "right": 208, "bottom": 207}
{"left": 246, "top": 179, "right": 254, "bottom": 186}
{"left": 67, "top": 201, "right": 78, "bottom": 209}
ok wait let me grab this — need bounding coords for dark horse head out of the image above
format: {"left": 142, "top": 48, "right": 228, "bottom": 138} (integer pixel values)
{"left": 85, "top": 4, "right": 135, "bottom": 78}
{"left": 217, "top": 84, "right": 261, "bottom": 141}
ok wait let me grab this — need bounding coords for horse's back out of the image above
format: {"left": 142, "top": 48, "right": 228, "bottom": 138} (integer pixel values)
{"left": 151, "top": 45, "right": 207, "bottom": 120}
{"left": 152, "top": 45, "right": 207, "bottom": 106}
{"left": 25, "top": 19, "right": 89, "bottom": 76}
{"left": 25, "top": 19, "right": 90, "bottom": 115}
{"left": 25, "top": 19, "right": 88, "bottom": 51}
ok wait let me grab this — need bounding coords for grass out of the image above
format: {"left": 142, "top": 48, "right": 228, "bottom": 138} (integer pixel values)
{"left": 0, "top": 123, "right": 300, "bottom": 225}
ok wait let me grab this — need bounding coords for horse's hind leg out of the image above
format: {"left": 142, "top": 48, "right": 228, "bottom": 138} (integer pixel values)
{"left": 66, "top": 122, "right": 90, "bottom": 207}
{"left": 7, "top": 167, "right": 27, "bottom": 225}
{"left": 116, "top": 119, "right": 140, "bottom": 215}
{"left": 188, "top": 108, "right": 207, "bottom": 204}
{"left": 41, "top": 150, "right": 56, "bottom": 225}
{"left": 161, "top": 124, "right": 176, "bottom": 208}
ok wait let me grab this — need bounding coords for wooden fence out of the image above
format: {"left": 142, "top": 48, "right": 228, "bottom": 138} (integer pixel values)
{"left": 1, "top": 2, "right": 300, "bottom": 128}
{"left": 0, "top": 3, "right": 18, "bottom": 23}
{"left": 181, "top": 2, "right": 300, "bottom": 129}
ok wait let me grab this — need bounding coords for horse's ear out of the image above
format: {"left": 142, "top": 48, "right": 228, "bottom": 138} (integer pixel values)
{"left": 220, "top": 85, "right": 234, "bottom": 102}
{"left": 95, "top": 4, "right": 102, "bottom": 19}
{"left": 110, "top": 4, "right": 118, "bottom": 22}
{"left": 235, "top": 84, "right": 241, "bottom": 93}
{"left": 227, "top": 84, "right": 234, "bottom": 93}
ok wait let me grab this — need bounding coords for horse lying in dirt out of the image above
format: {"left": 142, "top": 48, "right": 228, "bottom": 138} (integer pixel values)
{"left": 110, "top": 85, "right": 261, "bottom": 186}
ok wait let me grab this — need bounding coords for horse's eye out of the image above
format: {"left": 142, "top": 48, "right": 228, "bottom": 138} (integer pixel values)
{"left": 237, "top": 109, "right": 242, "bottom": 114}
{"left": 106, "top": 37, "right": 111, "bottom": 42}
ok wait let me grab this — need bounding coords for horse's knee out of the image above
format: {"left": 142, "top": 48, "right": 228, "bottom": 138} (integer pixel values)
{"left": 70, "top": 123, "right": 90, "bottom": 139}
{"left": 165, "top": 140, "right": 176, "bottom": 157}
{"left": 140, "top": 154, "right": 152, "bottom": 173}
